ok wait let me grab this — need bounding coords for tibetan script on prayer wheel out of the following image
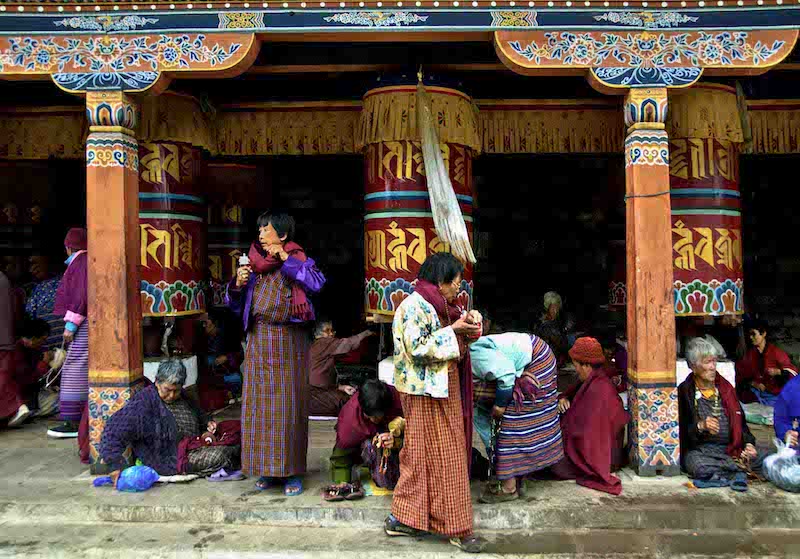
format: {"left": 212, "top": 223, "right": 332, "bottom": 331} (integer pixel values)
{"left": 364, "top": 139, "right": 474, "bottom": 316}
{"left": 139, "top": 142, "right": 206, "bottom": 317}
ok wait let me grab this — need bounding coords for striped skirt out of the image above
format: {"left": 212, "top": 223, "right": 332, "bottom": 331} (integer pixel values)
{"left": 59, "top": 323, "right": 89, "bottom": 422}
{"left": 496, "top": 336, "right": 564, "bottom": 479}
{"left": 241, "top": 321, "right": 309, "bottom": 478}
{"left": 392, "top": 363, "right": 473, "bottom": 538}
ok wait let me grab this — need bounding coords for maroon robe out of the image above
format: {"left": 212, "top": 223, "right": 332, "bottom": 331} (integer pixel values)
{"left": 335, "top": 386, "right": 403, "bottom": 450}
{"left": 557, "top": 369, "right": 629, "bottom": 495}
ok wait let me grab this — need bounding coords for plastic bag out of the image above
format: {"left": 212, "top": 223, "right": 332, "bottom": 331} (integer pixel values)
{"left": 763, "top": 438, "right": 800, "bottom": 493}
{"left": 93, "top": 461, "right": 160, "bottom": 492}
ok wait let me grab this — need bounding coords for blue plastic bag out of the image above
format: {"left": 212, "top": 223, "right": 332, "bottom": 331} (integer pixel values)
{"left": 93, "top": 460, "right": 160, "bottom": 492}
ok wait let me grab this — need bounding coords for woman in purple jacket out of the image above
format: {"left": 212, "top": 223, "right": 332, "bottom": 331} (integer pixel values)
{"left": 227, "top": 212, "right": 325, "bottom": 495}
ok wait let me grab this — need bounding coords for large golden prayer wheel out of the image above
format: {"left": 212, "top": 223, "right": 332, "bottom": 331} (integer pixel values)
{"left": 357, "top": 84, "right": 480, "bottom": 316}
{"left": 139, "top": 142, "right": 207, "bottom": 317}
{"left": 668, "top": 84, "right": 744, "bottom": 317}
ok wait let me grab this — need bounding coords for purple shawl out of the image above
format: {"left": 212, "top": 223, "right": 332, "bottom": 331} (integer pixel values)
{"left": 54, "top": 251, "right": 88, "bottom": 319}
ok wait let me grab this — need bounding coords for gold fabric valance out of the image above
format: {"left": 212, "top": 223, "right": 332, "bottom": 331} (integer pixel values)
{"left": 356, "top": 86, "right": 481, "bottom": 153}
{"left": 480, "top": 101, "right": 623, "bottom": 154}
{"left": 0, "top": 108, "right": 86, "bottom": 160}
{"left": 747, "top": 102, "right": 800, "bottom": 154}
{"left": 668, "top": 84, "right": 744, "bottom": 143}
{"left": 216, "top": 104, "right": 360, "bottom": 156}
{"left": 139, "top": 92, "right": 215, "bottom": 153}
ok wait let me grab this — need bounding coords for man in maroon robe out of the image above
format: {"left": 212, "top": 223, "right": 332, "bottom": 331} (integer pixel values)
{"left": 309, "top": 319, "right": 373, "bottom": 417}
{"left": 551, "top": 337, "right": 629, "bottom": 495}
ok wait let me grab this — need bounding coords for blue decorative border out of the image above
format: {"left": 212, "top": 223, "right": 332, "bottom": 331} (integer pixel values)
{"left": 0, "top": 8, "right": 798, "bottom": 35}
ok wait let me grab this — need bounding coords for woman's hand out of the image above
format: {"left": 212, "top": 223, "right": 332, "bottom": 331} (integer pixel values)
{"left": 785, "top": 430, "right": 799, "bottom": 447}
{"left": 558, "top": 398, "right": 571, "bottom": 414}
{"left": 338, "top": 385, "right": 356, "bottom": 396}
{"left": 452, "top": 317, "right": 481, "bottom": 337}
{"left": 235, "top": 265, "right": 252, "bottom": 288}
{"left": 214, "top": 355, "right": 228, "bottom": 366}
{"left": 266, "top": 244, "right": 289, "bottom": 262}
{"left": 740, "top": 443, "right": 758, "bottom": 461}
{"left": 766, "top": 367, "right": 782, "bottom": 377}
{"left": 63, "top": 329, "right": 74, "bottom": 344}
{"left": 754, "top": 382, "right": 767, "bottom": 392}
{"left": 698, "top": 416, "right": 720, "bottom": 435}
{"left": 376, "top": 432, "right": 394, "bottom": 449}
{"left": 491, "top": 405, "right": 506, "bottom": 420}
{"left": 466, "top": 310, "right": 482, "bottom": 325}
{"left": 206, "top": 420, "right": 217, "bottom": 434}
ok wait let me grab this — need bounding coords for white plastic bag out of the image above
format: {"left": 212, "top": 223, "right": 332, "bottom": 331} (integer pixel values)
{"left": 763, "top": 438, "right": 800, "bottom": 493}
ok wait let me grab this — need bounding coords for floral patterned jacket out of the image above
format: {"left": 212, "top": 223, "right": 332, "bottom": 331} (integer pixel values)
{"left": 392, "top": 292, "right": 461, "bottom": 399}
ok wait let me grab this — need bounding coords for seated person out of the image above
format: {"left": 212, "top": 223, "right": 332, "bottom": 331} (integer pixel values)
{"left": 327, "top": 379, "right": 404, "bottom": 498}
{"left": 680, "top": 337, "right": 764, "bottom": 488}
{"left": 535, "top": 291, "right": 574, "bottom": 366}
{"left": 736, "top": 319, "right": 798, "bottom": 405}
{"left": 549, "top": 337, "right": 629, "bottom": 495}
{"left": 309, "top": 319, "right": 373, "bottom": 417}
{"left": 101, "top": 359, "right": 241, "bottom": 477}
{"left": 774, "top": 374, "right": 800, "bottom": 449}
{"left": 599, "top": 333, "right": 627, "bottom": 394}
{"left": 471, "top": 332, "right": 563, "bottom": 504}
{"left": 197, "top": 309, "right": 244, "bottom": 410}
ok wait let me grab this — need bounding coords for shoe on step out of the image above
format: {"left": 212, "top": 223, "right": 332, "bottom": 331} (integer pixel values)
{"left": 8, "top": 404, "right": 31, "bottom": 428}
{"left": 450, "top": 535, "right": 487, "bottom": 554}
{"left": 384, "top": 514, "right": 428, "bottom": 538}
{"left": 47, "top": 421, "right": 79, "bottom": 438}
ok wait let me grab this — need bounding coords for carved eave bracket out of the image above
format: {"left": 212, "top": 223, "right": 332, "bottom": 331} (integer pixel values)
{"left": 0, "top": 32, "right": 259, "bottom": 95}
{"left": 495, "top": 29, "right": 799, "bottom": 95}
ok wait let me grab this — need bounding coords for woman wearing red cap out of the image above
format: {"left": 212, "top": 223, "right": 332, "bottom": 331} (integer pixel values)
{"left": 550, "top": 337, "right": 629, "bottom": 495}
{"left": 47, "top": 228, "right": 89, "bottom": 450}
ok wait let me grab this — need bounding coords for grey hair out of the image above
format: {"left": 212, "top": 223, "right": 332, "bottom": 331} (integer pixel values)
{"left": 155, "top": 358, "right": 187, "bottom": 386}
{"left": 543, "top": 291, "right": 562, "bottom": 311}
{"left": 685, "top": 337, "right": 720, "bottom": 367}
{"left": 313, "top": 319, "right": 333, "bottom": 339}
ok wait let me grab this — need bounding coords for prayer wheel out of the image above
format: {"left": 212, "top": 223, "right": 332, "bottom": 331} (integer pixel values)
{"left": 668, "top": 84, "right": 744, "bottom": 317}
{"left": 358, "top": 84, "right": 480, "bottom": 316}
{"left": 138, "top": 142, "right": 206, "bottom": 317}
{"left": 205, "top": 163, "right": 261, "bottom": 308}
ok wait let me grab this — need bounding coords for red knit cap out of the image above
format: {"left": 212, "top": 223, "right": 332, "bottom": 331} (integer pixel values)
{"left": 568, "top": 337, "right": 605, "bottom": 365}
{"left": 64, "top": 228, "right": 87, "bottom": 251}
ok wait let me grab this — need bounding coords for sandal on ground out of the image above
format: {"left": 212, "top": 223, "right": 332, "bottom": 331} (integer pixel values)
{"left": 450, "top": 535, "right": 487, "bottom": 553}
{"left": 254, "top": 476, "right": 275, "bottom": 491}
{"left": 516, "top": 477, "right": 528, "bottom": 498}
{"left": 730, "top": 472, "right": 749, "bottom": 492}
{"left": 284, "top": 476, "right": 303, "bottom": 496}
{"left": 208, "top": 468, "right": 245, "bottom": 482}
{"left": 344, "top": 481, "right": 365, "bottom": 500}
{"left": 478, "top": 483, "right": 518, "bottom": 504}
{"left": 322, "top": 483, "right": 347, "bottom": 502}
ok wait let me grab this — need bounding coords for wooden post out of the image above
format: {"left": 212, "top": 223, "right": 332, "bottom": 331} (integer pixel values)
{"left": 85, "top": 91, "right": 144, "bottom": 474}
{"left": 624, "top": 88, "right": 680, "bottom": 476}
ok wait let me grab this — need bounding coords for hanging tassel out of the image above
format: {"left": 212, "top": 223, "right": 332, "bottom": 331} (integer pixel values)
{"left": 415, "top": 71, "right": 476, "bottom": 265}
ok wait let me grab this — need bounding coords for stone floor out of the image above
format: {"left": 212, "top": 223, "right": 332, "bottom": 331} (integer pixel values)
{"left": 0, "top": 412, "right": 797, "bottom": 558}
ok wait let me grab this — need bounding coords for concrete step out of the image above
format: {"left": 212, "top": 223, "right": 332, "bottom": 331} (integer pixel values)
{"left": 0, "top": 522, "right": 797, "bottom": 558}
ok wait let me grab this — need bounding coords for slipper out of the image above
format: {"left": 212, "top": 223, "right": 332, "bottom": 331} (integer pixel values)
{"left": 284, "top": 476, "right": 303, "bottom": 496}
{"left": 322, "top": 484, "right": 346, "bottom": 502}
{"left": 208, "top": 468, "right": 245, "bottom": 482}
{"left": 344, "top": 481, "right": 365, "bottom": 500}
{"left": 730, "top": 472, "right": 749, "bottom": 492}
{"left": 450, "top": 535, "right": 487, "bottom": 553}
{"left": 255, "top": 476, "right": 275, "bottom": 491}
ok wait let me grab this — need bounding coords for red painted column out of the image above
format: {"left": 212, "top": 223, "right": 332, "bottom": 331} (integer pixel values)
{"left": 624, "top": 88, "right": 680, "bottom": 476}
{"left": 85, "top": 91, "right": 143, "bottom": 473}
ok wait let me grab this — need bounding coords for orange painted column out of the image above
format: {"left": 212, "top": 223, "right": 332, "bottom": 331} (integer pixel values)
{"left": 624, "top": 88, "right": 679, "bottom": 476}
{"left": 85, "top": 91, "right": 144, "bottom": 474}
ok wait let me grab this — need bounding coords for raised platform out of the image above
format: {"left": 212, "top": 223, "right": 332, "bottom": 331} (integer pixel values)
{"left": 1, "top": 417, "right": 798, "bottom": 557}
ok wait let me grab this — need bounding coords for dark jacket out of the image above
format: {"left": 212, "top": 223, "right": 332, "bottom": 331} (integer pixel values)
{"left": 100, "top": 384, "right": 207, "bottom": 475}
{"left": 678, "top": 373, "right": 755, "bottom": 471}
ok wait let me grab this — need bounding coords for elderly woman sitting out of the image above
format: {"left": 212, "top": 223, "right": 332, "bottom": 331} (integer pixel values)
{"left": 101, "top": 359, "right": 241, "bottom": 478}
{"left": 679, "top": 337, "right": 764, "bottom": 490}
